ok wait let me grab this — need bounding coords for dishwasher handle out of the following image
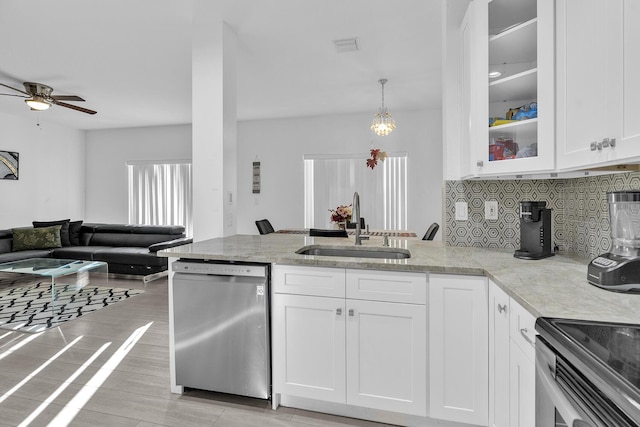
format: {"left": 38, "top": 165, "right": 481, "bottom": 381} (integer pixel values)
{"left": 172, "top": 261, "right": 267, "bottom": 278}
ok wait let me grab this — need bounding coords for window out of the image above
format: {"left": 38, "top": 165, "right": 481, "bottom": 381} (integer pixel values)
{"left": 304, "top": 153, "right": 407, "bottom": 230}
{"left": 127, "top": 161, "right": 192, "bottom": 236}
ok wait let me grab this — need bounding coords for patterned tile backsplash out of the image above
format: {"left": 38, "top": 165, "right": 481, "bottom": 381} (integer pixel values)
{"left": 443, "top": 171, "right": 640, "bottom": 259}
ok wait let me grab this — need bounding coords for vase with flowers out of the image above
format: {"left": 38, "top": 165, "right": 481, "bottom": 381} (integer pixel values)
{"left": 329, "top": 204, "right": 352, "bottom": 230}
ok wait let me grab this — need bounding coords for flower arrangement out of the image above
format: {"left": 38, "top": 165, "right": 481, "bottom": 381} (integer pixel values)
{"left": 329, "top": 204, "right": 352, "bottom": 223}
{"left": 366, "top": 148, "right": 388, "bottom": 169}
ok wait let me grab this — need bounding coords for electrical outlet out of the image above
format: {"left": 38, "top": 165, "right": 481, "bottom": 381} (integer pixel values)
{"left": 485, "top": 200, "right": 498, "bottom": 220}
{"left": 455, "top": 201, "right": 468, "bottom": 221}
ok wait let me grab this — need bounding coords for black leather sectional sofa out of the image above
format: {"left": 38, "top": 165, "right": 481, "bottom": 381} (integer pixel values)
{"left": 0, "top": 222, "right": 192, "bottom": 280}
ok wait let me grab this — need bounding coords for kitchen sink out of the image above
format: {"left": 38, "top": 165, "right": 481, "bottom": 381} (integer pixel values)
{"left": 295, "top": 246, "right": 411, "bottom": 259}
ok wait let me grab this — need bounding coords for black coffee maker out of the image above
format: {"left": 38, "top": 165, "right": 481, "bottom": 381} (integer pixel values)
{"left": 514, "top": 201, "right": 554, "bottom": 260}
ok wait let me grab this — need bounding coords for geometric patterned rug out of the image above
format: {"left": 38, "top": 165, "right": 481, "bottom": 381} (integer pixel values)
{"left": 0, "top": 282, "right": 144, "bottom": 333}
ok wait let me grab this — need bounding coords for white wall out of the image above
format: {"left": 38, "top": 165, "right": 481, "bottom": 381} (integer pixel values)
{"left": 84, "top": 124, "right": 192, "bottom": 224}
{"left": 236, "top": 109, "right": 443, "bottom": 238}
{"left": 0, "top": 112, "right": 85, "bottom": 229}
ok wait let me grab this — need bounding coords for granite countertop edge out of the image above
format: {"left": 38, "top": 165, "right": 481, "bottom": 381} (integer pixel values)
{"left": 160, "top": 234, "right": 640, "bottom": 325}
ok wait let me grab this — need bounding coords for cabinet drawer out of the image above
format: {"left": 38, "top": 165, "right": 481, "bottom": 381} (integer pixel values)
{"left": 509, "top": 298, "right": 536, "bottom": 361}
{"left": 273, "top": 265, "right": 345, "bottom": 297}
{"left": 346, "top": 269, "right": 426, "bottom": 304}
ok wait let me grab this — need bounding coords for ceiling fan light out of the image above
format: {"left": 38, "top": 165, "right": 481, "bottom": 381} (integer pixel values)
{"left": 25, "top": 96, "right": 51, "bottom": 111}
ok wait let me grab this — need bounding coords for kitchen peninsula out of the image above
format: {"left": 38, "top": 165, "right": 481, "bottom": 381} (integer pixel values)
{"left": 159, "top": 234, "right": 640, "bottom": 427}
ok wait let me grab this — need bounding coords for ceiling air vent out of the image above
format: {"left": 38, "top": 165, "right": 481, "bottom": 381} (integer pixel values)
{"left": 333, "top": 37, "right": 359, "bottom": 53}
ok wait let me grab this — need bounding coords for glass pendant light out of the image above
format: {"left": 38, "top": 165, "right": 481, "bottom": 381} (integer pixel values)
{"left": 370, "top": 78, "right": 396, "bottom": 136}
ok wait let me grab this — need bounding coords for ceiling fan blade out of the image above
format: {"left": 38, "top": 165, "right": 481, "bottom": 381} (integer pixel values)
{"left": 0, "top": 93, "right": 28, "bottom": 98}
{"left": 0, "top": 82, "right": 29, "bottom": 95}
{"left": 51, "top": 95, "right": 86, "bottom": 102}
{"left": 52, "top": 100, "right": 97, "bottom": 115}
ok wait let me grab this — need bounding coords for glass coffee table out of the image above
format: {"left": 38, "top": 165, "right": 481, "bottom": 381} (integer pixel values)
{"left": 0, "top": 258, "right": 108, "bottom": 330}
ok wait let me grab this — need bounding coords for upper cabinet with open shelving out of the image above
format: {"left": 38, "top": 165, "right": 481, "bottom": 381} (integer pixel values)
{"left": 461, "top": 0, "right": 554, "bottom": 178}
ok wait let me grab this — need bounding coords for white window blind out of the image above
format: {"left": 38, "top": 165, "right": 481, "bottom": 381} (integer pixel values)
{"left": 127, "top": 161, "right": 192, "bottom": 236}
{"left": 303, "top": 153, "right": 407, "bottom": 230}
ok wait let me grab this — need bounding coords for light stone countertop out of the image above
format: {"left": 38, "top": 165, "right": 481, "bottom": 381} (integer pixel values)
{"left": 159, "top": 234, "right": 640, "bottom": 325}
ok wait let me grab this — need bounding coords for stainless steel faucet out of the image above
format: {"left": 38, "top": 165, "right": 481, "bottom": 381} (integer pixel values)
{"left": 353, "top": 191, "right": 369, "bottom": 245}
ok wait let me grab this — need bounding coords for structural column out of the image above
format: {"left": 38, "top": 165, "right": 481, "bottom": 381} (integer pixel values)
{"left": 191, "top": 1, "right": 238, "bottom": 241}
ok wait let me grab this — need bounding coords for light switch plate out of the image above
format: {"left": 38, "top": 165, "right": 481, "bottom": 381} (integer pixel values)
{"left": 485, "top": 200, "right": 498, "bottom": 220}
{"left": 455, "top": 201, "right": 468, "bottom": 221}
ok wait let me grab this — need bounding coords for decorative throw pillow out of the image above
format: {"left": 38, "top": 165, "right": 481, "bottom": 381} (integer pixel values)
{"left": 68, "top": 220, "right": 83, "bottom": 246}
{"left": 33, "top": 219, "right": 71, "bottom": 246}
{"left": 12, "top": 225, "right": 63, "bottom": 251}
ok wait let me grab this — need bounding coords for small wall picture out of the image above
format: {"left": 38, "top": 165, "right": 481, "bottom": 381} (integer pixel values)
{"left": 0, "top": 151, "right": 18, "bottom": 180}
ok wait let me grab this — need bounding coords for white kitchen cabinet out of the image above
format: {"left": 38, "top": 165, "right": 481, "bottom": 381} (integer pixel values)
{"left": 272, "top": 265, "right": 427, "bottom": 417}
{"left": 556, "top": 0, "right": 640, "bottom": 170}
{"left": 346, "top": 298, "right": 427, "bottom": 415}
{"left": 272, "top": 293, "right": 346, "bottom": 403}
{"left": 509, "top": 340, "right": 535, "bottom": 427}
{"left": 620, "top": 1, "right": 640, "bottom": 157}
{"left": 488, "top": 280, "right": 536, "bottom": 427}
{"left": 429, "top": 273, "right": 488, "bottom": 425}
{"left": 555, "top": 0, "right": 623, "bottom": 170}
{"left": 489, "top": 281, "right": 510, "bottom": 427}
{"left": 272, "top": 264, "right": 345, "bottom": 298}
{"left": 462, "top": 0, "right": 555, "bottom": 178}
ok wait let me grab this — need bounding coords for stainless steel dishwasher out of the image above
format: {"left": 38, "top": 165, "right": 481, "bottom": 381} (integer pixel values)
{"left": 172, "top": 260, "right": 270, "bottom": 399}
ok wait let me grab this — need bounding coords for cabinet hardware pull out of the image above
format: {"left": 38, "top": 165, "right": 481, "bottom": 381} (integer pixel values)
{"left": 497, "top": 304, "right": 507, "bottom": 314}
{"left": 590, "top": 141, "right": 597, "bottom": 151}
{"left": 348, "top": 309, "right": 354, "bottom": 316}
{"left": 336, "top": 308, "right": 342, "bottom": 315}
{"left": 520, "top": 328, "right": 534, "bottom": 346}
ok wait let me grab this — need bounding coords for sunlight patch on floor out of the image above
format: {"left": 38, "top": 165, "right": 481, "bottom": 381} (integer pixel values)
{"left": 44, "top": 321, "right": 153, "bottom": 427}
{"left": 17, "top": 341, "right": 110, "bottom": 427}
{"left": 0, "top": 336, "right": 84, "bottom": 405}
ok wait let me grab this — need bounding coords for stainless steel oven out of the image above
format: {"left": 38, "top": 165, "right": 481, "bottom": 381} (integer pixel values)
{"left": 535, "top": 318, "right": 640, "bottom": 427}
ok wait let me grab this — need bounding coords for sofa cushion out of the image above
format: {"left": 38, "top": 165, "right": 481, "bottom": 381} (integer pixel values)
{"left": 89, "top": 232, "right": 184, "bottom": 248}
{"left": 130, "top": 225, "right": 185, "bottom": 235}
{"left": 0, "top": 249, "right": 54, "bottom": 263}
{"left": 0, "top": 230, "right": 12, "bottom": 254}
{"left": 51, "top": 246, "right": 111, "bottom": 261}
{"left": 91, "top": 247, "right": 166, "bottom": 267}
{"left": 68, "top": 221, "right": 83, "bottom": 246}
{"left": 33, "top": 219, "right": 71, "bottom": 246}
{"left": 12, "top": 226, "right": 62, "bottom": 251}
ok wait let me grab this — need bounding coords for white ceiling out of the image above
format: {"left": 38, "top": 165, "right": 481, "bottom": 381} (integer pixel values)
{"left": 0, "top": 0, "right": 442, "bottom": 131}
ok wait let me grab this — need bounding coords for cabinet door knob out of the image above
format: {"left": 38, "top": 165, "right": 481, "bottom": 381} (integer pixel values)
{"left": 336, "top": 308, "right": 342, "bottom": 315}
{"left": 348, "top": 309, "right": 354, "bottom": 317}
{"left": 497, "top": 304, "right": 507, "bottom": 314}
{"left": 476, "top": 160, "right": 484, "bottom": 167}
{"left": 590, "top": 141, "right": 597, "bottom": 151}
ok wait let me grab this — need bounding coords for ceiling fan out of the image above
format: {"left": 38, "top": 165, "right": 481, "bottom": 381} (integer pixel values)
{"left": 0, "top": 82, "right": 97, "bottom": 115}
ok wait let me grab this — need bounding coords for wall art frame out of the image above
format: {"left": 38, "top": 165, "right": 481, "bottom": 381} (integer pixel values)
{"left": 0, "top": 151, "right": 19, "bottom": 180}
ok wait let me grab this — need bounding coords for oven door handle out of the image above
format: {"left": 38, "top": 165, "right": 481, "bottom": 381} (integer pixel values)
{"left": 535, "top": 351, "right": 587, "bottom": 425}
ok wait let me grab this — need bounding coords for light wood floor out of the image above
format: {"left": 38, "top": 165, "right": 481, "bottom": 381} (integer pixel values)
{"left": 0, "top": 276, "right": 393, "bottom": 427}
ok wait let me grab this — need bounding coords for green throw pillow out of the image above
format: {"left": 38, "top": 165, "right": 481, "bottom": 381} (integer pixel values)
{"left": 12, "top": 225, "right": 62, "bottom": 251}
